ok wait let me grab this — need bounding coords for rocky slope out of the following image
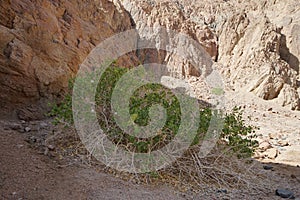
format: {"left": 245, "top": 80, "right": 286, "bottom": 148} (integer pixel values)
{"left": 116, "top": 0, "right": 300, "bottom": 166}
{"left": 120, "top": 0, "right": 218, "bottom": 79}
{"left": 0, "top": 0, "right": 138, "bottom": 119}
{"left": 119, "top": 0, "right": 300, "bottom": 110}
{"left": 1, "top": 0, "right": 299, "bottom": 119}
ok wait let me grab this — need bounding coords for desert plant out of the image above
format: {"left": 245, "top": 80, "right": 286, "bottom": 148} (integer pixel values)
{"left": 221, "top": 106, "right": 258, "bottom": 158}
{"left": 48, "top": 64, "right": 258, "bottom": 157}
{"left": 47, "top": 78, "right": 74, "bottom": 125}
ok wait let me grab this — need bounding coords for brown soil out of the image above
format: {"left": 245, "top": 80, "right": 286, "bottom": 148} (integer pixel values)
{"left": 0, "top": 119, "right": 300, "bottom": 200}
{"left": 0, "top": 121, "right": 186, "bottom": 200}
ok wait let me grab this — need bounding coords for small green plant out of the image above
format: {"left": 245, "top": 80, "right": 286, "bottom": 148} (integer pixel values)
{"left": 47, "top": 79, "right": 74, "bottom": 125}
{"left": 48, "top": 64, "right": 258, "bottom": 157}
{"left": 222, "top": 106, "right": 258, "bottom": 158}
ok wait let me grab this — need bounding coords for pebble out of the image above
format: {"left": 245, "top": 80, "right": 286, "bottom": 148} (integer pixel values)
{"left": 291, "top": 174, "right": 296, "bottom": 179}
{"left": 217, "top": 189, "right": 227, "bottom": 194}
{"left": 25, "top": 136, "right": 37, "bottom": 144}
{"left": 44, "top": 148, "right": 49, "bottom": 156}
{"left": 269, "top": 133, "right": 278, "bottom": 139}
{"left": 264, "top": 148, "right": 278, "bottom": 159}
{"left": 259, "top": 141, "right": 271, "bottom": 150}
{"left": 253, "top": 152, "right": 264, "bottom": 159}
{"left": 263, "top": 165, "right": 273, "bottom": 170}
{"left": 24, "top": 127, "right": 31, "bottom": 132}
{"left": 275, "top": 189, "right": 295, "bottom": 199}
{"left": 278, "top": 140, "right": 289, "bottom": 147}
{"left": 47, "top": 145, "right": 55, "bottom": 151}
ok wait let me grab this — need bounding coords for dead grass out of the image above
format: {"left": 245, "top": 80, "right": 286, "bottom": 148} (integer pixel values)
{"left": 50, "top": 126, "right": 275, "bottom": 198}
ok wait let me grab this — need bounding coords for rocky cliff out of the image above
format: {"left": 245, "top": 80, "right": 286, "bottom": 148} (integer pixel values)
{"left": 1, "top": 0, "right": 299, "bottom": 120}
{"left": 0, "top": 0, "right": 138, "bottom": 119}
{"left": 119, "top": 0, "right": 300, "bottom": 110}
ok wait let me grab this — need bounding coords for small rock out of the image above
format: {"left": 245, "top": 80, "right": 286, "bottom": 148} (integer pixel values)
{"left": 40, "top": 122, "right": 48, "bottom": 129}
{"left": 267, "top": 108, "right": 273, "bottom": 111}
{"left": 291, "top": 174, "right": 296, "bottom": 179}
{"left": 47, "top": 145, "right": 55, "bottom": 151}
{"left": 217, "top": 189, "right": 227, "bottom": 194}
{"left": 275, "top": 189, "right": 295, "bottom": 199}
{"left": 263, "top": 165, "right": 273, "bottom": 170}
{"left": 25, "top": 136, "right": 36, "bottom": 144}
{"left": 278, "top": 140, "right": 289, "bottom": 147}
{"left": 44, "top": 148, "right": 49, "bottom": 156}
{"left": 264, "top": 148, "right": 278, "bottom": 159}
{"left": 253, "top": 151, "right": 264, "bottom": 159}
{"left": 24, "top": 127, "right": 31, "bottom": 132}
{"left": 259, "top": 141, "right": 271, "bottom": 151}
{"left": 269, "top": 133, "right": 278, "bottom": 139}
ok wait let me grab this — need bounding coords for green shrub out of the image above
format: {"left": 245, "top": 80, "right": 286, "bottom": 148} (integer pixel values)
{"left": 47, "top": 78, "right": 74, "bottom": 125}
{"left": 95, "top": 66, "right": 182, "bottom": 153}
{"left": 222, "top": 106, "right": 258, "bottom": 158}
{"left": 49, "top": 64, "right": 258, "bottom": 157}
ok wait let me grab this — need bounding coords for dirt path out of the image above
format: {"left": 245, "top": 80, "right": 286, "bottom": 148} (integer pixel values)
{"left": 0, "top": 126, "right": 186, "bottom": 200}
{"left": 1, "top": 117, "right": 300, "bottom": 200}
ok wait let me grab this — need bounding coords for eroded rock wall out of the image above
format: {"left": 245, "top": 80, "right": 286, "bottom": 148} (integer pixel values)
{"left": 120, "top": 0, "right": 218, "bottom": 78}
{"left": 119, "top": 0, "right": 300, "bottom": 110}
{"left": 0, "top": 0, "right": 138, "bottom": 119}
{"left": 1, "top": 0, "right": 299, "bottom": 120}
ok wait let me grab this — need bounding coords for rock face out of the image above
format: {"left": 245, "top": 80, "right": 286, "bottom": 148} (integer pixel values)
{"left": 1, "top": 0, "right": 299, "bottom": 119}
{"left": 120, "top": 0, "right": 218, "bottom": 79}
{"left": 216, "top": 2, "right": 300, "bottom": 110}
{"left": 0, "top": 0, "right": 138, "bottom": 119}
{"left": 119, "top": 0, "right": 300, "bottom": 110}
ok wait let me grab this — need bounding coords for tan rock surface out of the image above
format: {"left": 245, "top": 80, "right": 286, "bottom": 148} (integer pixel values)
{"left": 0, "top": 0, "right": 138, "bottom": 119}
{"left": 225, "top": 89, "right": 300, "bottom": 166}
{"left": 119, "top": 0, "right": 300, "bottom": 110}
{"left": 120, "top": 0, "right": 218, "bottom": 78}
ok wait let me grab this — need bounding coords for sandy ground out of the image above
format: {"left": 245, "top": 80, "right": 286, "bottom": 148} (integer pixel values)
{"left": 0, "top": 116, "right": 300, "bottom": 199}
{"left": 0, "top": 125, "right": 186, "bottom": 200}
{"left": 225, "top": 90, "right": 300, "bottom": 166}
